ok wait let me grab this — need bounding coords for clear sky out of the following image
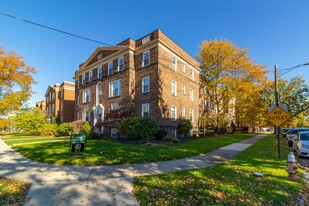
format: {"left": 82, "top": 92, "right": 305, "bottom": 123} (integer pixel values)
{"left": 1, "top": 0, "right": 309, "bottom": 107}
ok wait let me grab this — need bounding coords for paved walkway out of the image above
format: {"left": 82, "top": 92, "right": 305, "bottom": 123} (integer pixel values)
{"left": 0, "top": 134, "right": 267, "bottom": 206}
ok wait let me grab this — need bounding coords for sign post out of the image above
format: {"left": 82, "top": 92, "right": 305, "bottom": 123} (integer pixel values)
{"left": 69, "top": 134, "right": 87, "bottom": 155}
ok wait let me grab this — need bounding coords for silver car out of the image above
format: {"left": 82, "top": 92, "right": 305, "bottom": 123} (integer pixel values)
{"left": 286, "top": 128, "right": 309, "bottom": 147}
{"left": 292, "top": 131, "right": 309, "bottom": 158}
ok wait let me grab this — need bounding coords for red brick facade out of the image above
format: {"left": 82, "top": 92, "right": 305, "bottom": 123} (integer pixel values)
{"left": 74, "top": 29, "right": 200, "bottom": 136}
{"left": 45, "top": 81, "right": 75, "bottom": 123}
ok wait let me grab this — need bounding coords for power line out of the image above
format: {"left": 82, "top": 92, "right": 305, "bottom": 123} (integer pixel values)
{"left": 278, "top": 62, "right": 309, "bottom": 77}
{"left": 0, "top": 12, "right": 114, "bottom": 46}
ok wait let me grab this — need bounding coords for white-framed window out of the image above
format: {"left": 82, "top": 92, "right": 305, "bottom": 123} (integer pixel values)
{"left": 111, "top": 128, "right": 118, "bottom": 138}
{"left": 181, "top": 107, "right": 186, "bottom": 118}
{"left": 118, "top": 56, "right": 124, "bottom": 71}
{"left": 171, "top": 106, "right": 177, "bottom": 121}
{"left": 190, "top": 88, "right": 194, "bottom": 101}
{"left": 172, "top": 56, "right": 177, "bottom": 71}
{"left": 142, "top": 103, "right": 150, "bottom": 117}
{"left": 89, "top": 70, "right": 93, "bottom": 82}
{"left": 98, "top": 66, "right": 103, "bottom": 78}
{"left": 51, "top": 93, "right": 54, "bottom": 101}
{"left": 142, "top": 35, "right": 150, "bottom": 44}
{"left": 182, "top": 63, "right": 186, "bottom": 73}
{"left": 189, "top": 109, "right": 194, "bottom": 122}
{"left": 82, "top": 89, "right": 91, "bottom": 103}
{"left": 97, "top": 82, "right": 102, "bottom": 95}
{"left": 142, "top": 76, "right": 150, "bottom": 93}
{"left": 171, "top": 80, "right": 177, "bottom": 96}
{"left": 109, "top": 80, "right": 122, "bottom": 97}
{"left": 142, "top": 50, "right": 150, "bottom": 67}
{"left": 190, "top": 69, "right": 194, "bottom": 81}
{"left": 182, "top": 85, "right": 186, "bottom": 94}
{"left": 82, "top": 74, "right": 86, "bottom": 84}
{"left": 171, "top": 129, "right": 177, "bottom": 137}
{"left": 83, "top": 107, "right": 90, "bottom": 122}
{"left": 108, "top": 61, "right": 113, "bottom": 75}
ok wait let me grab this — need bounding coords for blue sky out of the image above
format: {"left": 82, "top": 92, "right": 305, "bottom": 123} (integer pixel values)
{"left": 1, "top": 0, "right": 309, "bottom": 107}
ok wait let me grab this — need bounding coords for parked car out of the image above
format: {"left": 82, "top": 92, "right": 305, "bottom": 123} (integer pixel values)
{"left": 292, "top": 131, "right": 309, "bottom": 158}
{"left": 286, "top": 128, "right": 309, "bottom": 147}
{"left": 282, "top": 128, "right": 290, "bottom": 138}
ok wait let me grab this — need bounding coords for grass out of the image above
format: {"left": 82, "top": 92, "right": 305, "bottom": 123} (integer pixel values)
{"left": 3, "top": 133, "right": 253, "bottom": 166}
{"left": 0, "top": 177, "right": 31, "bottom": 206}
{"left": 5, "top": 136, "right": 69, "bottom": 145}
{"left": 134, "top": 135, "right": 307, "bottom": 206}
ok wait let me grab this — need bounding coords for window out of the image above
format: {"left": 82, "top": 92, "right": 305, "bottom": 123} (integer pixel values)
{"left": 190, "top": 88, "right": 194, "bottom": 101}
{"left": 109, "top": 80, "right": 122, "bottom": 97}
{"left": 171, "top": 80, "right": 177, "bottom": 96}
{"left": 89, "top": 71, "right": 93, "bottom": 82}
{"left": 82, "top": 89, "right": 91, "bottom": 103}
{"left": 142, "top": 35, "right": 150, "bottom": 44}
{"left": 118, "top": 56, "right": 124, "bottom": 71}
{"left": 171, "top": 106, "right": 177, "bottom": 121}
{"left": 97, "top": 82, "right": 102, "bottom": 95}
{"left": 142, "top": 50, "right": 150, "bottom": 67}
{"left": 142, "top": 103, "right": 150, "bottom": 117}
{"left": 111, "top": 128, "right": 118, "bottom": 138}
{"left": 60, "top": 103, "right": 63, "bottom": 111}
{"left": 98, "top": 66, "right": 103, "bottom": 78}
{"left": 83, "top": 107, "right": 90, "bottom": 122}
{"left": 51, "top": 93, "right": 54, "bottom": 101}
{"left": 171, "top": 130, "right": 177, "bottom": 137}
{"left": 190, "top": 69, "right": 194, "bottom": 81}
{"left": 110, "top": 103, "right": 119, "bottom": 111}
{"left": 182, "top": 85, "right": 186, "bottom": 94}
{"left": 51, "top": 104, "right": 54, "bottom": 113}
{"left": 181, "top": 107, "right": 186, "bottom": 118}
{"left": 172, "top": 56, "right": 177, "bottom": 71}
{"left": 142, "top": 76, "right": 150, "bottom": 93}
{"left": 189, "top": 109, "right": 194, "bottom": 122}
{"left": 82, "top": 74, "right": 86, "bottom": 84}
{"left": 182, "top": 63, "right": 186, "bottom": 73}
{"left": 77, "top": 95, "right": 79, "bottom": 105}
{"left": 108, "top": 61, "right": 113, "bottom": 75}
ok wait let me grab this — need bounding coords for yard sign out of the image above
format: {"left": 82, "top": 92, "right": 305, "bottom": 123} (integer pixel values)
{"left": 69, "top": 134, "right": 87, "bottom": 155}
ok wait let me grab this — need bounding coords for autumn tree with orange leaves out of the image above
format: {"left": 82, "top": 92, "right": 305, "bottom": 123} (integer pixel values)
{"left": 0, "top": 47, "right": 36, "bottom": 115}
{"left": 199, "top": 39, "right": 270, "bottom": 133}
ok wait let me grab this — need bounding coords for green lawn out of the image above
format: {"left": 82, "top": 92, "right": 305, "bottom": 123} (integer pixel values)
{"left": 0, "top": 177, "right": 30, "bottom": 206}
{"left": 5, "top": 136, "right": 69, "bottom": 145}
{"left": 4, "top": 134, "right": 253, "bottom": 166}
{"left": 134, "top": 135, "right": 306, "bottom": 205}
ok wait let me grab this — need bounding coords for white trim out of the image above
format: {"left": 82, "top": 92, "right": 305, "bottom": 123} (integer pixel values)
{"left": 142, "top": 76, "right": 150, "bottom": 93}
{"left": 171, "top": 105, "right": 177, "bottom": 121}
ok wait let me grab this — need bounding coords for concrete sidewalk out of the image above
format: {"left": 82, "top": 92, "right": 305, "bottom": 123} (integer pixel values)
{"left": 0, "top": 134, "right": 266, "bottom": 206}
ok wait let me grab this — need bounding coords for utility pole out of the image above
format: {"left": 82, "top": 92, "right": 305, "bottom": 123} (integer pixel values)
{"left": 274, "top": 64, "right": 280, "bottom": 159}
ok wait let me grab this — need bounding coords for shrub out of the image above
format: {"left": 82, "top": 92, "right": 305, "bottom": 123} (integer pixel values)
{"left": 55, "top": 123, "right": 74, "bottom": 137}
{"left": 81, "top": 121, "right": 91, "bottom": 136}
{"left": 117, "top": 116, "right": 159, "bottom": 141}
{"left": 155, "top": 128, "right": 168, "bottom": 140}
{"left": 163, "top": 135, "right": 180, "bottom": 143}
{"left": 37, "top": 123, "right": 57, "bottom": 136}
{"left": 178, "top": 119, "right": 192, "bottom": 138}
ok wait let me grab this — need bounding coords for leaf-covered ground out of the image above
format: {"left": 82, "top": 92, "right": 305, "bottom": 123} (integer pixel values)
{"left": 134, "top": 135, "right": 308, "bottom": 205}
{"left": 0, "top": 177, "right": 30, "bottom": 206}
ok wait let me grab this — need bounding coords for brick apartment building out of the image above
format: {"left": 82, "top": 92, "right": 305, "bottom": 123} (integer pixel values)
{"left": 74, "top": 29, "right": 200, "bottom": 136}
{"left": 45, "top": 81, "right": 75, "bottom": 123}
{"left": 35, "top": 100, "right": 46, "bottom": 112}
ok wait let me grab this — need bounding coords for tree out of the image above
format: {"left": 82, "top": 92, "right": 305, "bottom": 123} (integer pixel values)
{"left": 14, "top": 107, "right": 47, "bottom": 134}
{"left": 265, "top": 76, "right": 309, "bottom": 125}
{"left": 0, "top": 47, "right": 36, "bottom": 115}
{"left": 199, "top": 39, "right": 269, "bottom": 132}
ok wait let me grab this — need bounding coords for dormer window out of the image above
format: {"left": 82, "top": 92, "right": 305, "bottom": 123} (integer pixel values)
{"left": 142, "top": 35, "right": 150, "bottom": 44}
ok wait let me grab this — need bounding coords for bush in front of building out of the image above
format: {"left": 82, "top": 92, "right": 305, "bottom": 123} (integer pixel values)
{"left": 163, "top": 135, "right": 180, "bottom": 143}
{"left": 55, "top": 122, "right": 74, "bottom": 137}
{"left": 154, "top": 128, "right": 168, "bottom": 140}
{"left": 81, "top": 121, "right": 91, "bottom": 137}
{"left": 178, "top": 119, "right": 192, "bottom": 138}
{"left": 117, "top": 116, "right": 159, "bottom": 141}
